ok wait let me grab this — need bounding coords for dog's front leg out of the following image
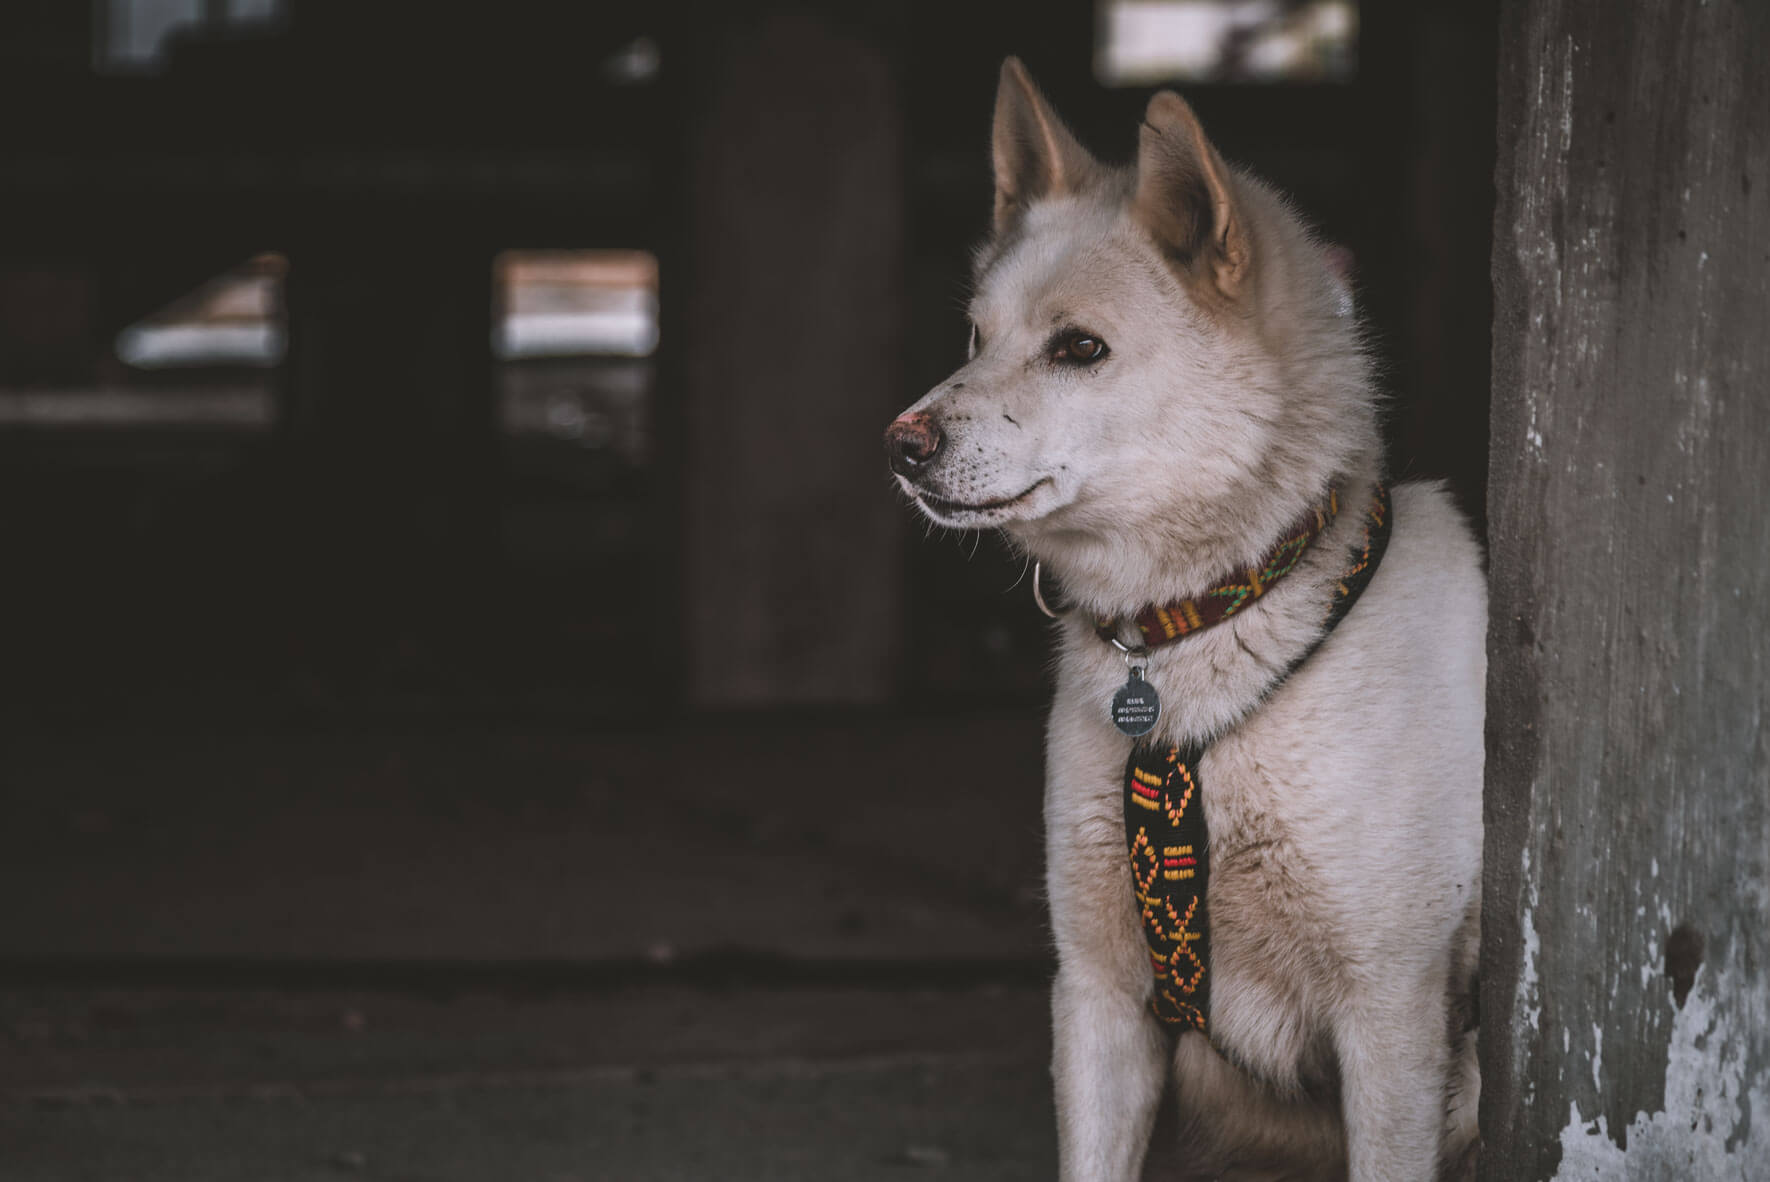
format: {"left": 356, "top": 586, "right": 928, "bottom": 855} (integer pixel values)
{"left": 1333, "top": 978, "right": 1452, "bottom": 1182}
{"left": 1046, "top": 699, "right": 1168, "bottom": 1182}
{"left": 1051, "top": 962, "right": 1168, "bottom": 1181}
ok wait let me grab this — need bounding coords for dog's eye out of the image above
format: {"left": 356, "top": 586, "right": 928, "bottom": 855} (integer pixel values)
{"left": 1051, "top": 330, "right": 1108, "bottom": 366}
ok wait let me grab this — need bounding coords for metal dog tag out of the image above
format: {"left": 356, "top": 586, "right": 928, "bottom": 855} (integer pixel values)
{"left": 1111, "top": 667, "right": 1161, "bottom": 737}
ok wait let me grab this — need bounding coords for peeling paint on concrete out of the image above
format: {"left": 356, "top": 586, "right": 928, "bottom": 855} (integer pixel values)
{"left": 1515, "top": 845, "right": 1544, "bottom": 1096}
{"left": 1589, "top": 1023, "right": 1602, "bottom": 1093}
{"left": 1551, "top": 961, "right": 1770, "bottom": 1180}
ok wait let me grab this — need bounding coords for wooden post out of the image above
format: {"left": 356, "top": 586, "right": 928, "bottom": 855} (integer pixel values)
{"left": 1483, "top": 1, "right": 1769, "bottom": 1176}
{"left": 678, "top": 10, "right": 905, "bottom": 708}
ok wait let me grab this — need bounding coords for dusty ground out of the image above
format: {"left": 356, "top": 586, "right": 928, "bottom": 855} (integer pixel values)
{"left": 0, "top": 714, "right": 1060, "bottom": 1180}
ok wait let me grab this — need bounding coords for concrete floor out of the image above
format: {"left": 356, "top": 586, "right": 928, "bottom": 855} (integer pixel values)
{"left": 0, "top": 986, "right": 1055, "bottom": 1181}
{"left": 0, "top": 715, "right": 1061, "bottom": 1179}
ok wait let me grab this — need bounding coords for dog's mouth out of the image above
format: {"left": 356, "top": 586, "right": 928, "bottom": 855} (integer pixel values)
{"left": 912, "top": 478, "right": 1052, "bottom": 522}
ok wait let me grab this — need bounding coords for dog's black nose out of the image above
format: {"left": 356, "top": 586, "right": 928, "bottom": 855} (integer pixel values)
{"left": 885, "top": 412, "right": 942, "bottom": 475}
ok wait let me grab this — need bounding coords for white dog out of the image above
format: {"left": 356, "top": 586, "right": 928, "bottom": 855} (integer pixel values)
{"left": 885, "top": 60, "right": 1486, "bottom": 1182}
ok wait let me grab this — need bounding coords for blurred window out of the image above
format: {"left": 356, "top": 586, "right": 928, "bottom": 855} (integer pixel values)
{"left": 493, "top": 250, "right": 658, "bottom": 361}
{"left": 117, "top": 253, "right": 287, "bottom": 371}
{"left": 96, "top": 0, "right": 288, "bottom": 75}
{"left": 1096, "top": 0, "right": 1357, "bottom": 85}
{"left": 494, "top": 250, "right": 658, "bottom": 564}
{"left": 0, "top": 253, "right": 283, "bottom": 435}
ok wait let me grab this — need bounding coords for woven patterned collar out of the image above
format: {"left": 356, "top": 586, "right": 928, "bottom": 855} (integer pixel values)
{"left": 1095, "top": 488, "right": 1342, "bottom": 651}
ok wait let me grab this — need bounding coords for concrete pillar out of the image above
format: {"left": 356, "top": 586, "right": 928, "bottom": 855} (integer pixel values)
{"left": 1482, "top": 1, "right": 1770, "bottom": 1175}
{"left": 679, "top": 10, "right": 906, "bottom": 707}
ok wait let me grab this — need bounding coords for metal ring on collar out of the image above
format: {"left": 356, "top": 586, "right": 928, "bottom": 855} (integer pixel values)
{"left": 1031, "top": 561, "right": 1063, "bottom": 619}
{"left": 1106, "top": 636, "right": 1149, "bottom": 665}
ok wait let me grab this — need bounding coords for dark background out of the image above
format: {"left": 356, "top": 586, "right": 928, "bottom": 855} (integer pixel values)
{"left": 0, "top": 1, "right": 1496, "bottom": 1175}
{"left": 0, "top": 0, "right": 1493, "bottom": 722}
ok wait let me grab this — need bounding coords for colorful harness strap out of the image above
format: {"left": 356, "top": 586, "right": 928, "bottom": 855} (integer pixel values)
{"left": 1122, "top": 484, "right": 1392, "bottom": 1033}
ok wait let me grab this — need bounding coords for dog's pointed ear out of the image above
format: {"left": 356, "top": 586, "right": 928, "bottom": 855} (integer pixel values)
{"left": 1135, "top": 91, "right": 1251, "bottom": 299}
{"left": 992, "top": 57, "right": 1094, "bottom": 236}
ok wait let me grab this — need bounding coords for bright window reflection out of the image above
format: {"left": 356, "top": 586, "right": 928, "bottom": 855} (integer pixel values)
{"left": 115, "top": 253, "right": 287, "bottom": 370}
{"left": 493, "top": 250, "right": 659, "bottom": 361}
{"left": 1097, "top": 0, "right": 1357, "bottom": 85}
{"left": 96, "top": 0, "right": 288, "bottom": 74}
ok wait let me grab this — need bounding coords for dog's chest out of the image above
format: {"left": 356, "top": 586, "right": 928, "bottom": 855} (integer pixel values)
{"left": 1057, "top": 628, "right": 1353, "bottom": 1082}
{"left": 1197, "top": 747, "right": 1348, "bottom": 1082}
{"left": 1116, "top": 699, "right": 1350, "bottom": 1084}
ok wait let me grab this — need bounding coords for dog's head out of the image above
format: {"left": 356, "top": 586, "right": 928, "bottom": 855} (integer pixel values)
{"left": 886, "top": 60, "right": 1375, "bottom": 606}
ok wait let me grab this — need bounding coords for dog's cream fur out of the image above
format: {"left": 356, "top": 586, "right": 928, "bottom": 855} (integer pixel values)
{"left": 886, "top": 61, "right": 1485, "bottom": 1182}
